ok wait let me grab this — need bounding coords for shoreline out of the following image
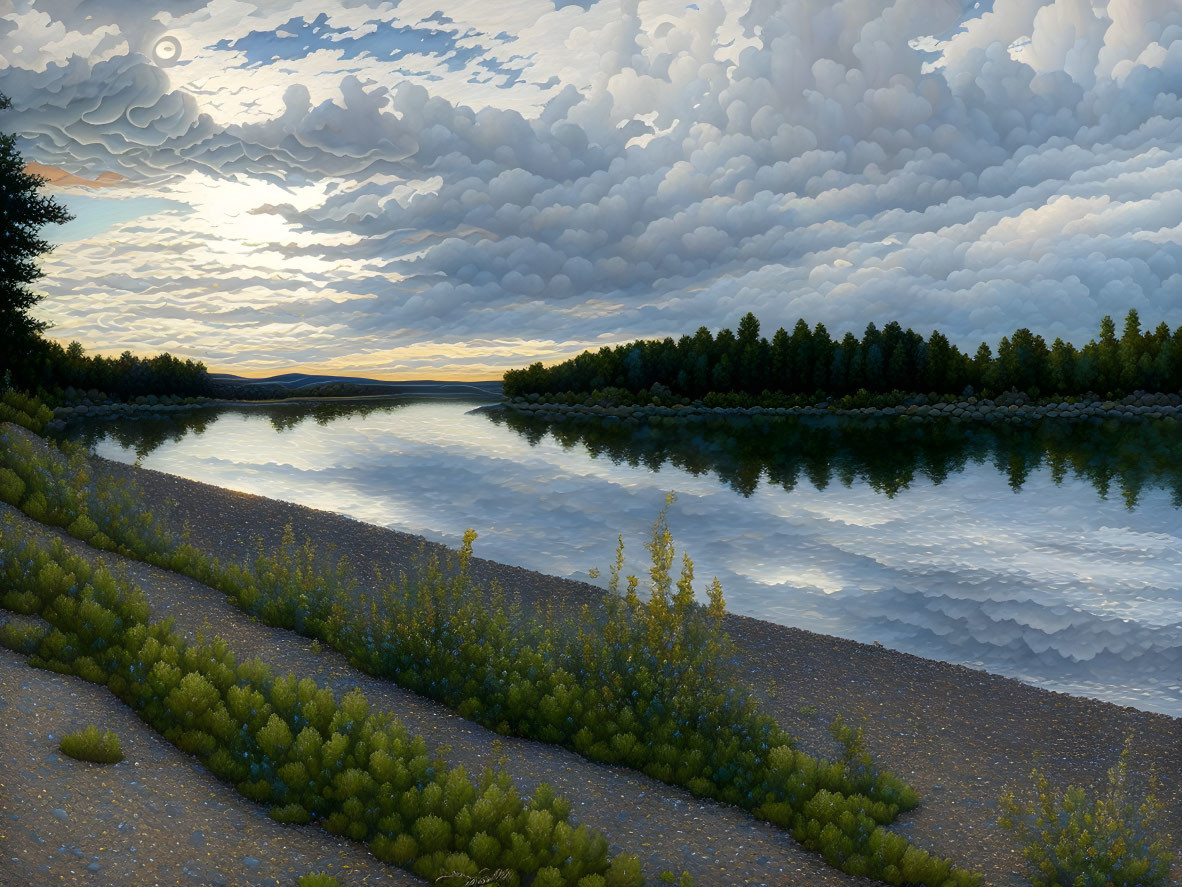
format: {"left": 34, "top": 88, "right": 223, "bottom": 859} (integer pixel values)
{"left": 86, "top": 450, "right": 1181, "bottom": 885}
{"left": 498, "top": 390, "right": 1182, "bottom": 425}
{"left": 43, "top": 390, "right": 503, "bottom": 430}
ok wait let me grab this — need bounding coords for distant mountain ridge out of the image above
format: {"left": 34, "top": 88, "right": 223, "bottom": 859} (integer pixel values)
{"left": 208, "top": 372, "right": 502, "bottom": 398}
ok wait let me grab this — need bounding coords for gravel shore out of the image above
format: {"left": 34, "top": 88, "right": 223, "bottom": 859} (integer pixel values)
{"left": 1, "top": 433, "right": 1179, "bottom": 885}
{"left": 95, "top": 452, "right": 1181, "bottom": 886}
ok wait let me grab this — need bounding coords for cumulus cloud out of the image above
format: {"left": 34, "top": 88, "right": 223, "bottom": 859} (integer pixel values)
{"left": 241, "top": 0, "right": 1182, "bottom": 353}
{"left": 4, "top": 0, "right": 1182, "bottom": 373}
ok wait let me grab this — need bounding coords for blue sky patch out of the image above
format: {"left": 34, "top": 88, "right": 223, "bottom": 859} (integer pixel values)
{"left": 214, "top": 12, "right": 490, "bottom": 72}
{"left": 53, "top": 195, "right": 190, "bottom": 243}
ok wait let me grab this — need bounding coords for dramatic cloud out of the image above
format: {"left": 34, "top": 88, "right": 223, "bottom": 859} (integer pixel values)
{"left": 3, "top": 0, "right": 1181, "bottom": 376}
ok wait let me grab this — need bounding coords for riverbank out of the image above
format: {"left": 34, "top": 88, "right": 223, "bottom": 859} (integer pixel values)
{"left": 43, "top": 384, "right": 503, "bottom": 432}
{"left": 496, "top": 390, "right": 1182, "bottom": 425}
{"left": 75, "top": 450, "right": 1182, "bottom": 886}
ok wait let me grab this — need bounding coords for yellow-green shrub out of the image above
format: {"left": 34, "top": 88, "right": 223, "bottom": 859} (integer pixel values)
{"left": 60, "top": 725, "right": 123, "bottom": 764}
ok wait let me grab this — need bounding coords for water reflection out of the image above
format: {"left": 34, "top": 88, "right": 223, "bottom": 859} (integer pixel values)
{"left": 490, "top": 410, "right": 1182, "bottom": 508}
{"left": 62, "top": 399, "right": 424, "bottom": 462}
{"left": 54, "top": 400, "right": 1182, "bottom": 716}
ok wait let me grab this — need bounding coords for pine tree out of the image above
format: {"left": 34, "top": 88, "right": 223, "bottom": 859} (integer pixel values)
{"left": 0, "top": 94, "right": 72, "bottom": 383}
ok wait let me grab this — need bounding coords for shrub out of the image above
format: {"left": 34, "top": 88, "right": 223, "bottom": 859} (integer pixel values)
{"left": 0, "top": 467, "right": 24, "bottom": 504}
{"left": 0, "top": 617, "right": 48, "bottom": 654}
{"left": 0, "top": 390, "right": 53, "bottom": 434}
{"left": 1000, "top": 739, "right": 1174, "bottom": 887}
{"left": 60, "top": 725, "right": 123, "bottom": 764}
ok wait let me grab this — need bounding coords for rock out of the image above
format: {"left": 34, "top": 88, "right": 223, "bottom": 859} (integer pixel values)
{"left": 52, "top": 808, "right": 67, "bottom": 821}
{"left": 243, "top": 857, "right": 260, "bottom": 870}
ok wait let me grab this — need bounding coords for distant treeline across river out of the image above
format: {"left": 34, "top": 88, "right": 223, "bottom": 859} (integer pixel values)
{"left": 504, "top": 310, "right": 1182, "bottom": 402}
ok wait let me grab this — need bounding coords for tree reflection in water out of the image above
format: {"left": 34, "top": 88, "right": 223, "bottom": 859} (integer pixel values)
{"left": 489, "top": 411, "right": 1182, "bottom": 509}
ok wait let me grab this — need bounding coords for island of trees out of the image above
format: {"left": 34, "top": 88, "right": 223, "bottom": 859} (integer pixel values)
{"left": 504, "top": 312, "right": 1182, "bottom": 403}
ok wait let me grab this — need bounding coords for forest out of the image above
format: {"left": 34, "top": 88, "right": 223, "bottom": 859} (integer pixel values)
{"left": 13, "top": 338, "right": 213, "bottom": 403}
{"left": 503, "top": 311, "right": 1182, "bottom": 401}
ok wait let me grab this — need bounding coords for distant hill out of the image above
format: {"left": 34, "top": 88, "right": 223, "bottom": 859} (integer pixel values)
{"left": 208, "top": 372, "right": 502, "bottom": 399}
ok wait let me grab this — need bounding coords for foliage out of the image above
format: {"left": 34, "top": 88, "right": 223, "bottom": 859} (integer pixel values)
{"left": 0, "top": 93, "right": 73, "bottom": 382}
{"left": 0, "top": 388, "right": 54, "bottom": 434}
{"left": 999, "top": 740, "right": 1174, "bottom": 887}
{"left": 0, "top": 616, "right": 49, "bottom": 654}
{"left": 503, "top": 311, "right": 1182, "bottom": 401}
{"left": 28, "top": 339, "right": 213, "bottom": 404}
{"left": 0, "top": 430, "right": 979, "bottom": 887}
{"left": 60, "top": 725, "right": 123, "bottom": 764}
{"left": 0, "top": 522, "right": 637, "bottom": 886}
{"left": 297, "top": 874, "right": 342, "bottom": 887}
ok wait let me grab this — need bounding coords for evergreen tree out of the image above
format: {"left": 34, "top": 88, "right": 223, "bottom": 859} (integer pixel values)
{"left": 769, "top": 327, "right": 790, "bottom": 391}
{"left": 1118, "top": 308, "right": 1144, "bottom": 390}
{"left": 1097, "top": 314, "right": 1120, "bottom": 393}
{"left": 0, "top": 93, "right": 72, "bottom": 384}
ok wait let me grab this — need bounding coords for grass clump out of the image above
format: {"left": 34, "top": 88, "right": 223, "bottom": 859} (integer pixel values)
{"left": 1000, "top": 739, "right": 1174, "bottom": 887}
{"left": 60, "top": 725, "right": 123, "bottom": 764}
{"left": 297, "top": 874, "right": 341, "bottom": 887}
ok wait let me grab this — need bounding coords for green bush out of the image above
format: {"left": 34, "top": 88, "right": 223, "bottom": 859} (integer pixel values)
{"left": 296, "top": 874, "right": 340, "bottom": 887}
{"left": 60, "top": 725, "right": 123, "bottom": 764}
{"left": 0, "top": 389, "right": 53, "bottom": 434}
{"left": 1000, "top": 740, "right": 1174, "bottom": 887}
{"left": 0, "top": 467, "right": 24, "bottom": 504}
{"left": 0, "top": 618, "right": 49, "bottom": 654}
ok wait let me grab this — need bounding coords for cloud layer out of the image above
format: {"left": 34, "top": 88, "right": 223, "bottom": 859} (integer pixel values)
{"left": 2, "top": 0, "right": 1181, "bottom": 375}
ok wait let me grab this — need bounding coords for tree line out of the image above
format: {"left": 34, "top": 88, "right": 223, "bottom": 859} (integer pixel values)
{"left": 504, "top": 311, "right": 1182, "bottom": 401}
{"left": 1, "top": 92, "right": 212, "bottom": 402}
{"left": 16, "top": 339, "right": 213, "bottom": 401}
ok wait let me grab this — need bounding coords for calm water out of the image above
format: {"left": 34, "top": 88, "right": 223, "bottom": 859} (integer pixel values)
{"left": 59, "top": 399, "right": 1182, "bottom": 716}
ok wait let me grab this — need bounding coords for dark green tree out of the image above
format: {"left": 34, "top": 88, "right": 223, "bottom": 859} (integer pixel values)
{"left": 1118, "top": 308, "right": 1145, "bottom": 390}
{"left": 1096, "top": 314, "right": 1120, "bottom": 393}
{"left": 0, "top": 93, "right": 73, "bottom": 383}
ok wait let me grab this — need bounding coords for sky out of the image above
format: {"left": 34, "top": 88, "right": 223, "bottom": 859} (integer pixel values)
{"left": 1, "top": 0, "right": 1181, "bottom": 380}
